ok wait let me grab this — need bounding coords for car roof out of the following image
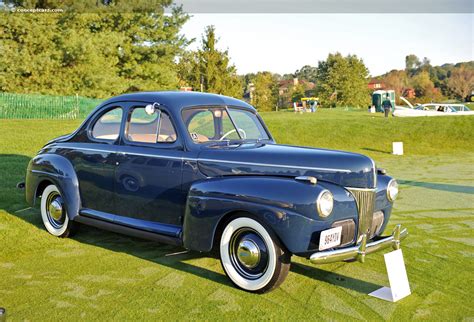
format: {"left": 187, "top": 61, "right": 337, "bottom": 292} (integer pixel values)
{"left": 99, "top": 91, "right": 256, "bottom": 112}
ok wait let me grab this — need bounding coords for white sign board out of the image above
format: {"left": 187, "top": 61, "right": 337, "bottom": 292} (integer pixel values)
{"left": 369, "top": 249, "right": 411, "bottom": 302}
{"left": 392, "top": 142, "right": 404, "bottom": 155}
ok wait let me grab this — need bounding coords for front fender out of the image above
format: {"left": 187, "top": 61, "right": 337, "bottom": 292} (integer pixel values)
{"left": 26, "top": 153, "right": 81, "bottom": 220}
{"left": 182, "top": 176, "right": 357, "bottom": 254}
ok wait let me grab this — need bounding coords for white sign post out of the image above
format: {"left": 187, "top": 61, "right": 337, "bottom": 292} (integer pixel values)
{"left": 369, "top": 249, "right": 411, "bottom": 302}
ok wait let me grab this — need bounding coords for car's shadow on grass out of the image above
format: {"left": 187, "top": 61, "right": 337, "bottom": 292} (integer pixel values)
{"left": 399, "top": 179, "right": 474, "bottom": 195}
{"left": 291, "top": 262, "right": 381, "bottom": 294}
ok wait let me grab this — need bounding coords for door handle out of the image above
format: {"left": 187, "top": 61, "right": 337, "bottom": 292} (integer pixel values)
{"left": 116, "top": 151, "right": 126, "bottom": 165}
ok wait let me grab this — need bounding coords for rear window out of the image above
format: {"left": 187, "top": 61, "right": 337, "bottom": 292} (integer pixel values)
{"left": 91, "top": 107, "right": 123, "bottom": 141}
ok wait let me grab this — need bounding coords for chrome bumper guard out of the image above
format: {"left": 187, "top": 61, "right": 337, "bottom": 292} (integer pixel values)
{"left": 310, "top": 224, "right": 408, "bottom": 264}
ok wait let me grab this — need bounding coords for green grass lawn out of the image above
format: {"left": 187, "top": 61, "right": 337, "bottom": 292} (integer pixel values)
{"left": 1, "top": 109, "right": 473, "bottom": 320}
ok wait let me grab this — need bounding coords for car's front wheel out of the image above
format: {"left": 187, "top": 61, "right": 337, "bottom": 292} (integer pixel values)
{"left": 40, "top": 184, "right": 76, "bottom": 238}
{"left": 219, "top": 216, "right": 291, "bottom": 293}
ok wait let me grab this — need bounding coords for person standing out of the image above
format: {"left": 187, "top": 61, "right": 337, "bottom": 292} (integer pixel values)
{"left": 382, "top": 93, "right": 393, "bottom": 117}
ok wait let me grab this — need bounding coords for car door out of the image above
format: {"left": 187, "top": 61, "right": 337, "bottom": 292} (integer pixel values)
{"left": 113, "top": 103, "right": 186, "bottom": 233}
{"left": 72, "top": 104, "right": 124, "bottom": 214}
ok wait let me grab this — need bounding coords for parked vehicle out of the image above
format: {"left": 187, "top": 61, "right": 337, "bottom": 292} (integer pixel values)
{"left": 393, "top": 103, "right": 473, "bottom": 117}
{"left": 25, "top": 91, "right": 406, "bottom": 293}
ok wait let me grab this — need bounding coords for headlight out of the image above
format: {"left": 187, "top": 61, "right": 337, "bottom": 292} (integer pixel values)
{"left": 317, "top": 190, "right": 334, "bottom": 217}
{"left": 387, "top": 179, "right": 399, "bottom": 202}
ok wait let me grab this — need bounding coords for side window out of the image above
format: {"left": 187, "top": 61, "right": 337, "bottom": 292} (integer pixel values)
{"left": 186, "top": 110, "right": 215, "bottom": 142}
{"left": 127, "top": 107, "right": 177, "bottom": 144}
{"left": 91, "top": 107, "right": 123, "bottom": 141}
{"left": 158, "top": 113, "right": 177, "bottom": 143}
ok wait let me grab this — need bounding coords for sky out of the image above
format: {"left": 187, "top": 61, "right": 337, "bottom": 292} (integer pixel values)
{"left": 181, "top": 14, "right": 473, "bottom": 77}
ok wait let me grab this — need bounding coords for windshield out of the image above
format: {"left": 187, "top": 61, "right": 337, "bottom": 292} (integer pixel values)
{"left": 182, "top": 107, "right": 270, "bottom": 144}
{"left": 451, "top": 105, "right": 470, "bottom": 112}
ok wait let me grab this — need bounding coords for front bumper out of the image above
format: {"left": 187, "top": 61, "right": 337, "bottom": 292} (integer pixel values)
{"left": 309, "top": 224, "right": 408, "bottom": 264}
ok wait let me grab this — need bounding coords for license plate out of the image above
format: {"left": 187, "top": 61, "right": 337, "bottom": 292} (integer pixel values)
{"left": 319, "top": 226, "right": 342, "bottom": 251}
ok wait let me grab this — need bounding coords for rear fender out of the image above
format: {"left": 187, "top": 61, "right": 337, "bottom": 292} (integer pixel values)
{"left": 26, "top": 154, "right": 81, "bottom": 220}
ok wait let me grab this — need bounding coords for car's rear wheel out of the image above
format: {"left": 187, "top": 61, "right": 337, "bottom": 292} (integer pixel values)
{"left": 40, "top": 184, "right": 76, "bottom": 237}
{"left": 219, "top": 216, "right": 290, "bottom": 293}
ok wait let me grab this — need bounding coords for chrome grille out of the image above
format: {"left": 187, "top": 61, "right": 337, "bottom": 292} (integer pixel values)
{"left": 347, "top": 188, "right": 376, "bottom": 239}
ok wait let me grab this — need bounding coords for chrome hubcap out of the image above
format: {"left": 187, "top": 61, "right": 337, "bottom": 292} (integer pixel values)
{"left": 237, "top": 239, "right": 260, "bottom": 269}
{"left": 49, "top": 199, "right": 63, "bottom": 221}
{"left": 229, "top": 228, "right": 269, "bottom": 279}
{"left": 45, "top": 192, "right": 65, "bottom": 229}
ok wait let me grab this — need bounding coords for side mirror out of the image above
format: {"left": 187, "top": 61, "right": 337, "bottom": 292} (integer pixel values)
{"left": 145, "top": 102, "right": 160, "bottom": 115}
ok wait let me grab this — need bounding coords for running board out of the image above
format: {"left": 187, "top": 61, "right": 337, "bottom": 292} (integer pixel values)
{"left": 79, "top": 208, "right": 182, "bottom": 238}
{"left": 74, "top": 215, "right": 183, "bottom": 246}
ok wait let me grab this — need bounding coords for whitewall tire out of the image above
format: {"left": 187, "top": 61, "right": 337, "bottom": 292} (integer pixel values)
{"left": 219, "top": 216, "right": 290, "bottom": 293}
{"left": 40, "top": 184, "right": 76, "bottom": 238}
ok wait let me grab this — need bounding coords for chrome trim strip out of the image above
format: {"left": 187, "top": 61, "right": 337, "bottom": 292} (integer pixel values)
{"left": 31, "top": 170, "right": 60, "bottom": 178}
{"left": 198, "top": 158, "right": 351, "bottom": 173}
{"left": 57, "top": 146, "right": 187, "bottom": 161}
{"left": 54, "top": 146, "right": 352, "bottom": 173}
{"left": 370, "top": 157, "right": 377, "bottom": 188}
{"left": 310, "top": 225, "right": 408, "bottom": 265}
{"left": 118, "top": 151, "right": 186, "bottom": 161}
{"left": 344, "top": 187, "right": 376, "bottom": 191}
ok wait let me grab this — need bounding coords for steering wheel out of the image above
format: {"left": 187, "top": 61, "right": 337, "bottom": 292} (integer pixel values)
{"left": 220, "top": 128, "right": 247, "bottom": 140}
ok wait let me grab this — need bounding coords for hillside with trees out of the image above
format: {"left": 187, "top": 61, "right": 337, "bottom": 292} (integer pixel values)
{"left": 381, "top": 55, "right": 474, "bottom": 104}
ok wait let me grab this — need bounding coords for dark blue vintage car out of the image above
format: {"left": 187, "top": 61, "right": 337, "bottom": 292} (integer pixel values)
{"left": 25, "top": 91, "right": 407, "bottom": 293}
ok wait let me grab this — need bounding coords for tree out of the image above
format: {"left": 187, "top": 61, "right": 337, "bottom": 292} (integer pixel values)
{"left": 419, "top": 57, "right": 431, "bottom": 73}
{"left": 315, "top": 53, "right": 369, "bottom": 108}
{"left": 405, "top": 54, "right": 421, "bottom": 76}
{"left": 382, "top": 70, "right": 409, "bottom": 103}
{"left": 430, "top": 64, "right": 453, "bottom": 96}
{"left": 177, "top": 26, "right": 242, "bottom": 98}
{"left": 294, "top": 65, "right": 318, "bottom": 83}
{"left": 250, "top": 72, "right": 278, "bottom": 111}
{"left": 411, "top": 71, "right": 444, "bottom": 102}
{"left": 447, "top": 65, "right": 474, "bottom": 100}
{"left": 290, "top": 83, "right": 306, "bottom": 103}
{"left": 0, "top": 5, "right": 190, "bottom": 97}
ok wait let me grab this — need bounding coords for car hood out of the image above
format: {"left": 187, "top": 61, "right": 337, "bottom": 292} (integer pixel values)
{"left": 197, "top": 143, "right": 376, "bottom": 189}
